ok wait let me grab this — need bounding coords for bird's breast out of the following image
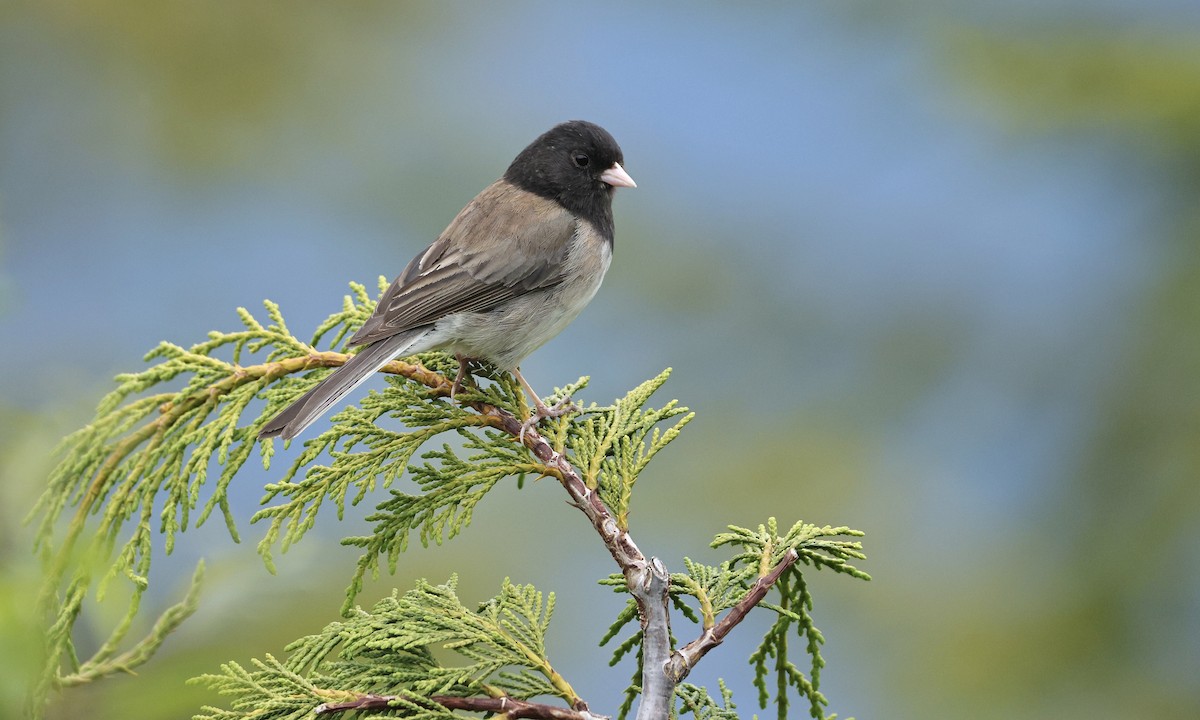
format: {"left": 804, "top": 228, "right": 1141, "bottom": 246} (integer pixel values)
{"left": 436, "top": 222, "right": 612, "bottom": 369}
{"left": 554, "top": 220, "right": 613, "bottom": 316}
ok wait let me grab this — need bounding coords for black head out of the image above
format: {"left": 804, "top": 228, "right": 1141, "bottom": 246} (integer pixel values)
{"left": 504, "top": 120, "right": 632, "bottom": 241}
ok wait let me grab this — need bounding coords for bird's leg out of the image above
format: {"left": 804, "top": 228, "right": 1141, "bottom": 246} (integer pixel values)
{"left": 513, "top": 367, "right": 578, "bottom": 442}
{"left": 451, "top": 354, "right": 474, "bottom": 400}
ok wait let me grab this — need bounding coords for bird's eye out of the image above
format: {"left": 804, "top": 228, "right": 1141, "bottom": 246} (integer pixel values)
{"left": 572, "top": 153, "right": 590, "bottom": 168}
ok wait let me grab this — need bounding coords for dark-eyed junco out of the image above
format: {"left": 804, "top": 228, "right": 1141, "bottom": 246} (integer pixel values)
{"left": 259, "top": 120, "right": 635, "bottom": 440}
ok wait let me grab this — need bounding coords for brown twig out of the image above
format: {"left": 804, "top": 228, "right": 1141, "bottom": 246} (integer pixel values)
{"left": 314, "top": 693, "right": 397, "bottom": 714}
{"left": 666, "top": 548, "right": 801, "bottom": 681}
{"left": 465, "top": 387, "right": 673, "bottom": 720}
{"left": 434, "top": 695, "right": 607, "bottom": 719}
{"left": 314, "top": 693, "right": 608, "bottom": 719}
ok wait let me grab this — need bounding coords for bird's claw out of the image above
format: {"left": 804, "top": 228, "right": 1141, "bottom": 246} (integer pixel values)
{"left": 518, "top": 397, "right": 579, "bottom": 444}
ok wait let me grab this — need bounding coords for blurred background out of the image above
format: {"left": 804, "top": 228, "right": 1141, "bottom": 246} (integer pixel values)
{"left": 2, "top": 2, "right": 1198, "bottom": 718}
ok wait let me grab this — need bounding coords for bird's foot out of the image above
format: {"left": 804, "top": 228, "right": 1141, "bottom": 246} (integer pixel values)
{"left": 451, "top": 354, "right": 475, "bottom": 400}
{"left": 518, "top": 397, "right": 579, "bottom": 444}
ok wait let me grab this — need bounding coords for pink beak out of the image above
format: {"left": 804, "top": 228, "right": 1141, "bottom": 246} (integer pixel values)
{"left": 599, "top": 162, "right": 637, "bottom": 189}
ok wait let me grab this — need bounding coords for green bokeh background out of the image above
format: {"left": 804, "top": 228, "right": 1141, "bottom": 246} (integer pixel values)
{"left": 2, "top": 2, "right": 1198, "bottom": 718}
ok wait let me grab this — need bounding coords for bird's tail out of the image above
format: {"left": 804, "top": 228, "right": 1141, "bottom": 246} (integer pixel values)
{"left": 258, "top": 329, "right": 431, "bottom": 440}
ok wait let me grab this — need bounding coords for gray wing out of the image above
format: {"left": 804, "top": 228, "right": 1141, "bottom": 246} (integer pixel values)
{"left": 348, "top": 180, "right": 577, "bottom": 347}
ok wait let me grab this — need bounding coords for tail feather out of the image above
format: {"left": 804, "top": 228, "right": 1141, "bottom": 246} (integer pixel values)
{"left": 258, "top": 329, "right": 431, "bottom": 440}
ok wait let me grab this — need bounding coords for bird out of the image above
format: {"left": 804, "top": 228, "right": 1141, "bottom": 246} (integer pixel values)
{"left": 258, "top": 120, "right": 635, "bottom": 441}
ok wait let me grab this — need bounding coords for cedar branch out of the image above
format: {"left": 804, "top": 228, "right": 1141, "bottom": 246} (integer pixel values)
{"left": 667, "top": 548, "right": 801, "bottom": 681}
{"left": 314, "top": 692, "right": 608, "bottom": 720}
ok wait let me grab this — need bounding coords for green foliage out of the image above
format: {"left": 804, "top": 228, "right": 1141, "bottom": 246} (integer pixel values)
{"left": 57, "top": 563, "right": 206, "bottom": 689}
{"left": 28, "top": 279, "right": 386, "bottom": 709}
{"left": 33, "top": 279, "right": 379, "bottom": 564}
{"left": 340, "top": 427, "right": 533, "bottom": 605}
{"left": 567, "top": 369, "right": 695, "bottom": 529}
{"left": 194, "top": 577, "right": 578, "bottom": 720}
{"left": 711, "top": 518, "right": 870, "bottom": 584}
{"left": 30, "top": 281, "right": 868, "bottom": 720}
{"left": 253, "top": 348, "right": 516, "bottom": 573}
{"left": 675, "top": 681, "right": 740, "bottom": 720}
{"left": 719, "top": 519, "right": 867, "bottom": 720}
